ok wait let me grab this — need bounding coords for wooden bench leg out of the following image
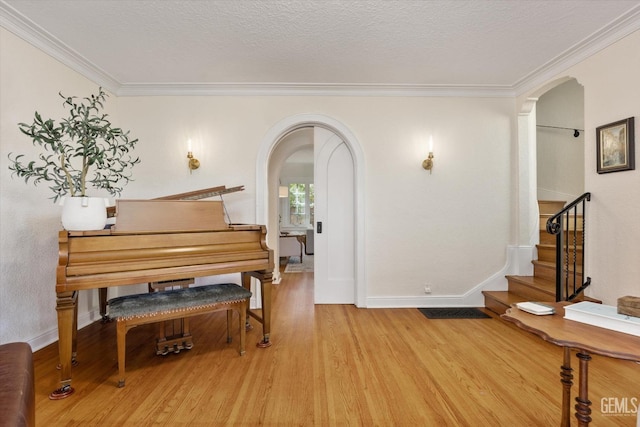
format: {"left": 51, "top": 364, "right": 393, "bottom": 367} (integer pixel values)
{"left": 239, "top": 301, "right": 247, "bottom": 356}
{"left": 113, "top": 296, "right": 250, "bottom": 387}
{"left": 116, "top": 320, "right": 127, "bottom": 388}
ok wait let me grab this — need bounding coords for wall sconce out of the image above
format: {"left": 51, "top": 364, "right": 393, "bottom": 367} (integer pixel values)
{"left": 422, "top": 136, "right": 434, "bottom": 174}
{"left": 279, "top": 185, "right": 288, "bottom": 198}
{"left": 187, "top": 139, "right": 200, "bottom": 173}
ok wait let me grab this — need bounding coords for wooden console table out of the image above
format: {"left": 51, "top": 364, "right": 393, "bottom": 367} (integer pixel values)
{"left": 502, "top": 302, "right": 640, "bottom": 427}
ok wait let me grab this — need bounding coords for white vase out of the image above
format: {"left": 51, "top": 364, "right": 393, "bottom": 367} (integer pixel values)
{"left": 60, "top": 197, "right": 108, "bottom": 231}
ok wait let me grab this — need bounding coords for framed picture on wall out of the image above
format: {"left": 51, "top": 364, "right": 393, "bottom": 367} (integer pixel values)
{"left": 596, "top": 117, "right": 635, "bottom": 174}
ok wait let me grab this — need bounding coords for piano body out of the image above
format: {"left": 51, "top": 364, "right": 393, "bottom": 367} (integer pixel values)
{"left": 52, "top": 186, "right": 274, "bottom": 399}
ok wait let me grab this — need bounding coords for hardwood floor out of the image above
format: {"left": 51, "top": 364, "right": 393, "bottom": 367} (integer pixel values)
{"left": 35, "top": 268, "right": 639, "bottom": 426}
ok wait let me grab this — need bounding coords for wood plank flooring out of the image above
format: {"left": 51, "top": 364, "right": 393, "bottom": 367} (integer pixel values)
{"left": 34, "top": 268, "right": 639, "bottom": 426}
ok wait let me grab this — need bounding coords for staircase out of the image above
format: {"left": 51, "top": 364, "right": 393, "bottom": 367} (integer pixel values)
{"left": 483, "top": 200, "right": 598, "bottom": 315}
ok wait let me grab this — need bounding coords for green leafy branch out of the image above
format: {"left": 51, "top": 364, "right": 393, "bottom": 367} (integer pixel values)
{"left": 8, "top": 88, "right": 140, "bottom": 202}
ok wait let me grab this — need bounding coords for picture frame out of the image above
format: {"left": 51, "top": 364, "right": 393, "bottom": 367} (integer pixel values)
{"left": 596, "top": 117, "right": 635, "bottom": 174}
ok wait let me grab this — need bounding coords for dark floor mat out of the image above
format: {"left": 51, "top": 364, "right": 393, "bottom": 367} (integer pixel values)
{"left": 418, "top": 307, "right": 491, "bottom": 319}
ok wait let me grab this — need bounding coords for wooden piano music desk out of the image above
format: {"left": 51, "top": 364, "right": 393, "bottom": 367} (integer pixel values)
{"left": 52, "top": 199, "right": 274, "bottom": 399}
{"left": 503, "top": 303, "right": 640, "bottom": 427}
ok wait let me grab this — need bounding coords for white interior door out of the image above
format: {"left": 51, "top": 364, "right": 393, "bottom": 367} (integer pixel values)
{"left": 314, "top": 127, "right": 355, "bottom": 304}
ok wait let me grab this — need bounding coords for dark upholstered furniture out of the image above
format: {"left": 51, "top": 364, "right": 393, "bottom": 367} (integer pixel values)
{"left": 0, "top": 342, "right": 35, "bottom": 427}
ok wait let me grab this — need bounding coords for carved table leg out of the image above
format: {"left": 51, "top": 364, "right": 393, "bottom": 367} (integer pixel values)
{"left": 50, "top": 291, "right": 78, "bottom": 400}
{"left": 575, "top": 351, "right": 592, "bottom": 426}
{"left": 560, "top": 347, "right": 573, "bottom": 427}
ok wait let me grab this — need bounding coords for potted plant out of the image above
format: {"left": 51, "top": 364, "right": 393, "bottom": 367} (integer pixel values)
{"left": 8, "top": 87, "right": 140, "bottom": 230}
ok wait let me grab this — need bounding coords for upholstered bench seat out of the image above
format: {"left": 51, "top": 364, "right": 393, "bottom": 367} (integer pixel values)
{"left": 108, "top": 283, "right": 251, "bottom": 388}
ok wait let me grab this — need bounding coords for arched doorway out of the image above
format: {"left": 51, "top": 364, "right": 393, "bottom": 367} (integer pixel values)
{"left": 536, "top": 78, "right": 585, "bottom": 203}
{"left": 256, "top": 114, "right": 366, "bottom": 307}
{"left": 516, "top": 77, "right": 584, "bottom": 270}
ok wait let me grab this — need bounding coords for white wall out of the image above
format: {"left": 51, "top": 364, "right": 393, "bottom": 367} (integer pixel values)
{"left": 574, "top": 30, "right": 640, "bottom": 304}
{"left": 0, "top": 26, "right": 513, "bottom": 348}
{"left": 521, "top": 30, "right": 640, "bottom": 305}
{"left": 0, "top": 28, "right": 108, "bottom": 347}
{"left": 119, "top": 95, "right": 515, "bottom": 298}
{"left": 536, "top": 79, "right": 585, "bottom": 202}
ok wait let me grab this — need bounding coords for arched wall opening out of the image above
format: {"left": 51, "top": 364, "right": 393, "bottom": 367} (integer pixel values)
{"left": 516, "top": 76, "right": 584, "bottom": 268}
{"left": 255, "top": 114, "right": 367, "bottom": 307}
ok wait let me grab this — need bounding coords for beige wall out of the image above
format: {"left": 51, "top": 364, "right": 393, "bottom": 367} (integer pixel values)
{"left": 1, "top": 27, "right": 514, "bottom": 347}
{"left": 114, "top": 91, "right": 515, "bottom": 299}
{"left": 3, "top": 26, "right": 638, "bottom": 348}
{"left": 574, "top": 30, "right": 640, "bottom": 304}
{"left": 520, "top": 30, "right": 640, "bottom": 305}
{"left": 536, "top": 79, "right": 585, "bottom": 201}
{"left": 1, "top": 28, "right": 107, "bottom": 346}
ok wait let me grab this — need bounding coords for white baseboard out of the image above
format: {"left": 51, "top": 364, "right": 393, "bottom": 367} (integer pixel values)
{"left": 28, "top": 309, "right": 102, "bottom": 352}
{"left": 28, "top": 246, "right": 535, "bottom": 348}
{"left": 365, "top": 245, "right": 534, "bottom": 308}
{"left": 272, "top": 271, "right": 282, "bottom": 284}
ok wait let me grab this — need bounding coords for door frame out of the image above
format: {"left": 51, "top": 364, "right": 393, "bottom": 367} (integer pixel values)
{"left": 256, "top": 113, "right": 366, "bottom": 307}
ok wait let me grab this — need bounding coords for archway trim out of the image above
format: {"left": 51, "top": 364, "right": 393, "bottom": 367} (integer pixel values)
{"left": 256, "top": 113, "right": 366, "bottom": 307}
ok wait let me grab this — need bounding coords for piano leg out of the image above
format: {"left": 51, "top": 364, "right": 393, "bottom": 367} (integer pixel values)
{"left": 99, "top": 287, "right": 110, "bottom": 322}
{"left": 50, "top": 291, "right": 78, "bottom": 400}
{"left": 259, "top": 274, "right": 272, "bottom": 348}
{"left": 242, "top": 271, "right": 273, "bottom": 348}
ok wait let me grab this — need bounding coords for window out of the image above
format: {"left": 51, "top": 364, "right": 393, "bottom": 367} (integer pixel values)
{"left": 282, "top": 182, "right": 314, "bottom": 228}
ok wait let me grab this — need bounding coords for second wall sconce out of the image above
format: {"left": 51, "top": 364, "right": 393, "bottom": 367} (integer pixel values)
{"left": 187, "top": 139, "right": 200, "bottom": 173}
{"left": 422, "top": 136, "right": 434, "bottom": 174}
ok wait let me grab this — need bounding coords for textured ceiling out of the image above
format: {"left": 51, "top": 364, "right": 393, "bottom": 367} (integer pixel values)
{"left": 2, "top": 0, "right": 640, "bottom": 95}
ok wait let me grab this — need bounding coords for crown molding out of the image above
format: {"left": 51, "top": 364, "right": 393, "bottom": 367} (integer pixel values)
{"left": 0, "top": 1, "right": 121, "bottom": 92}
{"left": 114, "top": 82, "right": 515, "bottom": 97}
{"left": 513, "top": 4, "right": 640, "bottom": 96}
{"left": 2, "top": 0, "right": 639, "bottom": 98}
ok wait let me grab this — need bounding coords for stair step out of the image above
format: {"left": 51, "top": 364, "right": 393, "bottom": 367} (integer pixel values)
{"left": 484, "top": 200, "right": 594, "bottom": 315}
{"left": 506, "top": 275, "right": 556, "bottom": 301}
{"left": 533, "top": 260, "right": 583, "bottom": 282}
{"left": 538, "top": 231, "right": 584, "bottom": 245}
{"left": 538, "top": 200, "right": 566, "bottom": 215}
{"left": 482, "top": 200, "right": 601, "bottom": 314}
{"left": 483, "top": 289, "right": 601, "bottom": 315}
{"left": 539, "top": 213, "right": 584, "bottom": 230}
{"left": 483, "top": 291, "right": 528, "bottom": 315}
{"left": 537, "top": 244, "right": 583, "bottom": 263}
{"left": 532, "top": 260, "right": 556, "bottom": 281}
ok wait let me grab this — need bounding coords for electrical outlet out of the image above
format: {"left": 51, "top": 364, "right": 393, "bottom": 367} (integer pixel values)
{"left": 424, "top": 286, "right": 432, "bottom": 294}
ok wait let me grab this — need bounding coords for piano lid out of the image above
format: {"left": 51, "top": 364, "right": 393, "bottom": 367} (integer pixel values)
{"left": 113, "top": 200, "right": 228, "bottom": 233}
{"left": 153, "top": 185, "right": 244, "bottom": 201}
{"left": 107, "top": 185, "right": 245, "bottom": 224}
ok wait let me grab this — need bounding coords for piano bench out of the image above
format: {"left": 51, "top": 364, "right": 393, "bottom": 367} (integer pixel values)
{"left": 108, "top": 283, "right": 252, "bottom": 388}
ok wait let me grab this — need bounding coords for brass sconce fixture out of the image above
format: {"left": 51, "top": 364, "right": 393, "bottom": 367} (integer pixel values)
{"left": 422, "top": 136, "right": 434, "bottom": 174}
{"left": 187, "top": 139, "right": 200, "bottom": 173}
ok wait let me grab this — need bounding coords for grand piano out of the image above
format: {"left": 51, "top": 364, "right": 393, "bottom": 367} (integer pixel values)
{"left": 52, "top": 186, "right": 274, "bottom": 399}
